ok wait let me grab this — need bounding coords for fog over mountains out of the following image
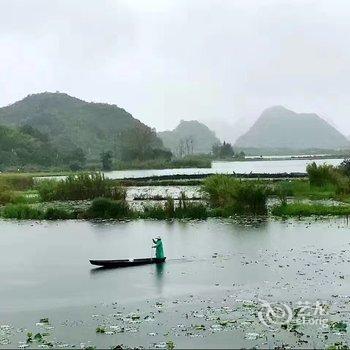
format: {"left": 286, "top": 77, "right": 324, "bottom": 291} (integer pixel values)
{"left": 2, "top": 1, "right": 350, "bottom": 135}
{"left": 0, "top": 93, "right": 348, "bottom": 160}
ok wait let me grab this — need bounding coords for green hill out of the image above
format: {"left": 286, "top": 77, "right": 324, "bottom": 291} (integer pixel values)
{"left": 158, "top": 120, "right": 220, "bottom": 156}
{"left": 0, "top": 124, "right": 85, "bottom": 169}
{"left": 0, "top": 92, "right": 164, "bottom": 160}
{"left": 235, "top": 106, "right": 350, "bottom": 151}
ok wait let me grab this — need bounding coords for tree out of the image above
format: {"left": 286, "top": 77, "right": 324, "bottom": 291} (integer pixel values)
{"left": 117, "top": 125, "right": 166, "bottom": 161}
{"left": 212, "top": 141, "right": 234, "bottom": 159}
{"left": 61, "top": 147, "right": 86, "bottom": 168}
{"left": 339, "top": 159, "right": 350, "bottom": 176}
{"left": 235, "top": 151, "right": 246, "bottom": 160}
{"left": 101, "top": 151, "right": 113, "bottom": 170}
{"left": 19, "top": 124, "right": 49, "bottom": 142}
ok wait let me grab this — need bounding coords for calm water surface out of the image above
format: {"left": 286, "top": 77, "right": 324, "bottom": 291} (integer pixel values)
{"left": 1, "top": 218, "right": 350, "bottom": 348}
{"left": 105, "top": 159, "right": 343, "bottom": 179}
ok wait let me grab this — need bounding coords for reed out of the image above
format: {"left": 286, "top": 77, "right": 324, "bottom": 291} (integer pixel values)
{"left": 272, "top": 202, "right": 350, "bottom": 217}
{"left": 202, "top": 175, "right": 267, "bottom": 214}
{"left": 37, "top": 173, "right": 126, "bottom": 201}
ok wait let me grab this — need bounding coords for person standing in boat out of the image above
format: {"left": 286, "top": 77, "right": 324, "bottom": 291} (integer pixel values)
{"left": 152, "top": 237, "right": 165, "bottom": 260}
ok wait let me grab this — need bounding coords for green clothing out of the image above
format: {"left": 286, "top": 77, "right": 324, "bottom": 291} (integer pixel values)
{"left": 153, "top": 239, "right": 165, "bottom": 259}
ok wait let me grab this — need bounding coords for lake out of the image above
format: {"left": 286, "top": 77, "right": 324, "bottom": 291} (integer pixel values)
{"left": 104, "top": 158, "right": 343, "bottom": 179}
{"left": 1, "top": 218, "right": 350, "bottom": 348}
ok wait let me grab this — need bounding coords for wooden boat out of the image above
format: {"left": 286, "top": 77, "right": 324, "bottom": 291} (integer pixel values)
{"left": 89, "top": 257, "right": 166, "bottom": 268}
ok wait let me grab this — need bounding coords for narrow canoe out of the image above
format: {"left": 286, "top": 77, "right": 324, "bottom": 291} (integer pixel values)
{"left": 89, "top": 257, "right": 166, "bottom": 268}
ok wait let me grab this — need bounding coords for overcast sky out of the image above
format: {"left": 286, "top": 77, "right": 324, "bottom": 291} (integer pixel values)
{"left": 1, "top": 0, "right": 350, "bottom": 136}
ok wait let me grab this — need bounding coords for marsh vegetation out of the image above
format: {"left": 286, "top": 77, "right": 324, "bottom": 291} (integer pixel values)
{"left": 2, "top": 161, "right": 350, "bottom": 220}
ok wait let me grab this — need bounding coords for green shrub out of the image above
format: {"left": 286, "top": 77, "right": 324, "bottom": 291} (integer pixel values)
{"left": 89, "top": 197, "right": 113, "bottom": 217}
{"left": 202, "top": 175, "right": 267, "bottom": 214}
{"left": 2, "top": 204, "right": 43, "bottom": 219}
{"left": 338, "top": 159, "right": 350, "bottom": 176}
{"left": 37, "top": 173, "right": 126, "bottom": 201}
{"left": 104, "top": 200, "right": 129, "bottom": 218}
{"left": 164, "top": 197, "right": 175, "bottom": 217}
{"left": 175, "top": 202, "right": 208, "bottom": 219}
{"left": 36, "top": 180, "right": 59, "bottom": 201}
{"left": 87, "top": 198, "right": 130, "bottom": 219}
{"left": 142, "top": 204, "right": 167, "bottom": 219}
{"left": 2, "top": 204, "right": 75, "bottom": 220}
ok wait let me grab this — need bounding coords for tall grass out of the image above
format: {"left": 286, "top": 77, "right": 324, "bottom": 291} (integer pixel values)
{"left": 0, "top": 174, "right": 35, "bottom": 204}
{"left": 306, "top": 162, "right": 349, "bottom": 194}
{"left": 0, "top": 174, "right": 34, "bottom": 190}
{"left": 272, "top": 202, "right": 350, "bottom": 217}
{"left": 175, "top": 192, "right": 208, "bottom": 219}
{"left": 307, "top": 162, "right": 337, "bottom": 187}
{"left": 273, "top": 180, "right": 338, "bottom": 202}
{"left": 0, "top": 189, "right": 18, "bottom": 205}
{"left": 2, "top": 204, "right": 75, "bottom": 220}
{"left": 37, "top": 173, "right": 126, "bottom": 201}
{"left": 142, "top": 204, "right": 168, "bottom": 219}
{"left": 2, "top": 204, "right": 44, "bottom": 219}
{"left": 175, "top": 201, "right": 208, "bottom": 219}
{"left": 141, "top": 194, "right": 208, "bottom": 219}
{"left": 202, "top": 175, "right": 267, "bottom": 214}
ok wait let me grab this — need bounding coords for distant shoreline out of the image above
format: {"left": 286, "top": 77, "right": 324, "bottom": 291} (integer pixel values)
{"left": 231, "top": 154, "right": 348, "bottom": 161}
{"left": 0, "top": 154, "right": 346, "bottom": 176}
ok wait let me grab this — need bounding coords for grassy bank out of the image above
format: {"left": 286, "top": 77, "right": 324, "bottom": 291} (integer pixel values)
{"left": 1, "top": 197, "right": 209, "bottom": 220}
{"left": 1, "top": 156, "right": 212, "bottom": 175}
{"left": 272, "top": 203, "right": 350, "bottom": 217}
{"left": 2, "top": 165, "right": 350, "bottom": 220}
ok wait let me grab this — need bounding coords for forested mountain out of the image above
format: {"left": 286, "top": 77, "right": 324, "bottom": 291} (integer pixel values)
{"left": 158, "top": 120, "right": 220, "bottom": 156}
{"left": 0, "top": 124, "right": 85, "bottom": 169}
{"left": 235, "top": 106, "right": 350, "bottom": 150}
{"left": 0, "top": 92, "right": 165, "bottom": 160}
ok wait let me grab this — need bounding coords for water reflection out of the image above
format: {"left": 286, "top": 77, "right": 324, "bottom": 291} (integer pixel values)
{"left": 155, "top": 262, "right": 165, "bottom": 293}
{"left": 231, "top": 215, "right": 268, "bottom": 228}
{"left": 89, "top": 266, "right": 114, "bottom": 276}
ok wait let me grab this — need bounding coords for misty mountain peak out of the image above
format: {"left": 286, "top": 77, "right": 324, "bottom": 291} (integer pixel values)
{"left": 235, "top": 106, "right": 350, "bottom": 150}
{"left": 158, "top": 120, "right": 220, "bottom": 155}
